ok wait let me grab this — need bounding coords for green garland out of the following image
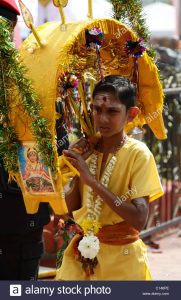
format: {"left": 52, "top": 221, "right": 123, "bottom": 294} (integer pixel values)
{"left": 109, "top": 0, "right": 156, "bottom": 60}
{"left": 0, "top": 17, "right": 55, "bottom": 173}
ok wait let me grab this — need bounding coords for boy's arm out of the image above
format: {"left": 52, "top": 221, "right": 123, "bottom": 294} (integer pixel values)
{"left": 87, "top": 176, "right": 149, "bottom": 231}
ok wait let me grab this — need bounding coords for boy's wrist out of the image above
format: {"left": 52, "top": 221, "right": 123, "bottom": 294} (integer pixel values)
{"left": 87, "top": 176, "right": 100, "bottom": 190}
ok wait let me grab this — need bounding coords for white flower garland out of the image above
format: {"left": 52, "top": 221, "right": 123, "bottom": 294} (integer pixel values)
{"left": 78, "top": 153, "right": 117, "bottom": 259}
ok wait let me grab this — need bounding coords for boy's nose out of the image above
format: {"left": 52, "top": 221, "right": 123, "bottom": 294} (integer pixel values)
{"left": 99, "top": 113, "right": 109, "bottom": 123}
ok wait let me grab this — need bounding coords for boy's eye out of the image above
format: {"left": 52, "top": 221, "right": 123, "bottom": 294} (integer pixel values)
{"left": 93, "top": 107, "right": 101, "bottom": 113}
{"left": 93, "top": 107, "right": 120, "bottom": 114}
{"left": 108, "top": 109, "right": 119, "bottom": 114}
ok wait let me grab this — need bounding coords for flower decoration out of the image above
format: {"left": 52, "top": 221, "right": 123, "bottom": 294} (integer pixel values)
{"left": 125, "top": 38, "right": 146, "bottom": 58}
{"left": 80, "top": 218, "right": 101, "bottom": 236}
{"left": 85, "top": 27, "right": 104, "bottom": 50}
{"left": 75, "top": 152, "right": 117, "bottom": 276}
{"left": 78, "top": 235, "right": 100, "bottom": 260}
{"left": 56, "top": 71, "right": 95, "bottom": 136}
{"left": 57, "top": 72, "right": 79, "bottom": 130}
{"left": 57, "top": 72, "right": 79, "bottom": 101}
{"left": 85, "top": 27, "right": 105, "bottom": 81}
{"left": 125, "top": 38, "right": 146, "bottom": 86}
{"left": 74, "top": 236, "right": 98, "bottom": 276}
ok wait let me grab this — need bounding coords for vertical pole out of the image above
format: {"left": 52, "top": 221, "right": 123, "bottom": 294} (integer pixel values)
{"left": 88, "top": 0, "right": 93, "bottom": 19}
{"left": 173, "top": 0, "right": 180, "bottom": 39}
{"left": 179, "top": 0, "right": 181, "bottom": 39}
{"left": 59, "top": 5, "right": 66, "bottom": 24}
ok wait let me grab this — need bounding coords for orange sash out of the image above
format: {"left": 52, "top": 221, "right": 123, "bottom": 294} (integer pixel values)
{"left": 97, "top": 221, "right": 139, "bottom": 245}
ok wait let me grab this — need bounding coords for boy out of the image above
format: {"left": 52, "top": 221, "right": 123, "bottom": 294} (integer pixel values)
{"left": 56, "top": 75, "right": 163, "bottom": 280}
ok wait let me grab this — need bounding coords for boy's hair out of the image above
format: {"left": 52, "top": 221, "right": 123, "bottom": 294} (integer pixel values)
{"left": 93, "top": 75, "right": 136, "bottom": 111}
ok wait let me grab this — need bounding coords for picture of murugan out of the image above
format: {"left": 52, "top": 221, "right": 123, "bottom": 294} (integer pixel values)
{"left": 18, "top": 144, "right": 55, "bottom": 194}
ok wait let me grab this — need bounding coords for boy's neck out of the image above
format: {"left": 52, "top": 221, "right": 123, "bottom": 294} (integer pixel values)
{"left": 99, "top": 131, "right": 126, "bottom": 153}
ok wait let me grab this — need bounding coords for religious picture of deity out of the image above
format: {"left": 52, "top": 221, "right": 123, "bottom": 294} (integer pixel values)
{"left": 18, "top": 142, "right": 55, "bottom": 194}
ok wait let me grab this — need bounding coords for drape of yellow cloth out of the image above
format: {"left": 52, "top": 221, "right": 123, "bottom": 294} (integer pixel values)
{"left": 56, "top": 137, "right": 163, "bottom": 280}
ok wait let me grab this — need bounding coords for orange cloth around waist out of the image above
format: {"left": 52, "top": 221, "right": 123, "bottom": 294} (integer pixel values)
{"left": 97, "top": 221, "right": 139, "bottom": 245}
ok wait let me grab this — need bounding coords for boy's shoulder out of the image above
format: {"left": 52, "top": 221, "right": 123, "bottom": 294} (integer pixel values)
{"left": 126, "top": 136, "right": 152, "bottom": 156}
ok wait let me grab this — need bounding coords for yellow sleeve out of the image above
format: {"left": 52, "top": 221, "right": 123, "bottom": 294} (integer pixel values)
{"left": 129, "top": 148, "right": 164, "bottom": 202}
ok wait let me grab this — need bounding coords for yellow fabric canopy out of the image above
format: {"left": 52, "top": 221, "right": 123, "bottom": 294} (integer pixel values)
{"left": 19, "top": 18, "right": 167, "bottom": 140}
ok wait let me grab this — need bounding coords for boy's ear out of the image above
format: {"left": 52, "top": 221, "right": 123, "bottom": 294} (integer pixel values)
{"left": 127, "top": 107, "right": 140, "bottom": 122}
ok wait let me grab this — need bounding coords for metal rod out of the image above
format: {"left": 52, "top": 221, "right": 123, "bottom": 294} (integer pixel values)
{"left": 163, "top": 88, "right": 181, "bottom": 95}
{"left": 140, "top": 217, "right": 181, "bottom": 239}
{"left": 88, "top": 0, "right": 93, "bottom": 19}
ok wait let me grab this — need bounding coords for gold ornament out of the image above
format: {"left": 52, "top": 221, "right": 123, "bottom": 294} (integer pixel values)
{"left": 88, "top": 0, "right": 93, "bottom": 19}
{"left": 39, "top": 0, "right": 51, "bottom": 6}
{"left": 18, "top": 0, "right": 44, "bottom": 48}
{"left": 53, "top": 0, "right": 68, "bottom": 7}
{"left": 52, "top": 0, "right": 68, "bottom": 24}
{"left": 18, "top": 0, "right": 33, "bottom": 29}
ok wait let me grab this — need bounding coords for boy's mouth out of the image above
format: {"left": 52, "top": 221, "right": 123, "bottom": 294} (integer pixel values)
{"left": 99, "top": 127, "right": 111, "bottom": 132}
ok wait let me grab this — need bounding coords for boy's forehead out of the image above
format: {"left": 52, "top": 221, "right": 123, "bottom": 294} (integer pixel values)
{"left": 93, "top": 92, "right": 123, "bottom": 108}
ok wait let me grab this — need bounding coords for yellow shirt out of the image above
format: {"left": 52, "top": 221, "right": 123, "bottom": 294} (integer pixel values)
{"left": 56, "top": 137, "right": 163, "bottom": 280}
{"left": 74, "top": 136, "right": 163, "bottom": 226}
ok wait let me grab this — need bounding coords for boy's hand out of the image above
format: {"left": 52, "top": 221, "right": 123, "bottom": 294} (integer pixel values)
{"left": 63, "top": 149, "right": 94, "bottom": 186}
{"left": 69, "top": 137, "right": 94, "bottom": 160}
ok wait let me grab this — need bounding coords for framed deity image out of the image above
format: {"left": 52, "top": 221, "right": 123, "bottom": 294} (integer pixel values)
{"left": 18, "top": 142, "right": 56, "bottom": 194}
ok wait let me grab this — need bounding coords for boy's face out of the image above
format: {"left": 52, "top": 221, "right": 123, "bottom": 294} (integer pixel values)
{"left": 93, "top": 92, "right": 130, "bottom": 137}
